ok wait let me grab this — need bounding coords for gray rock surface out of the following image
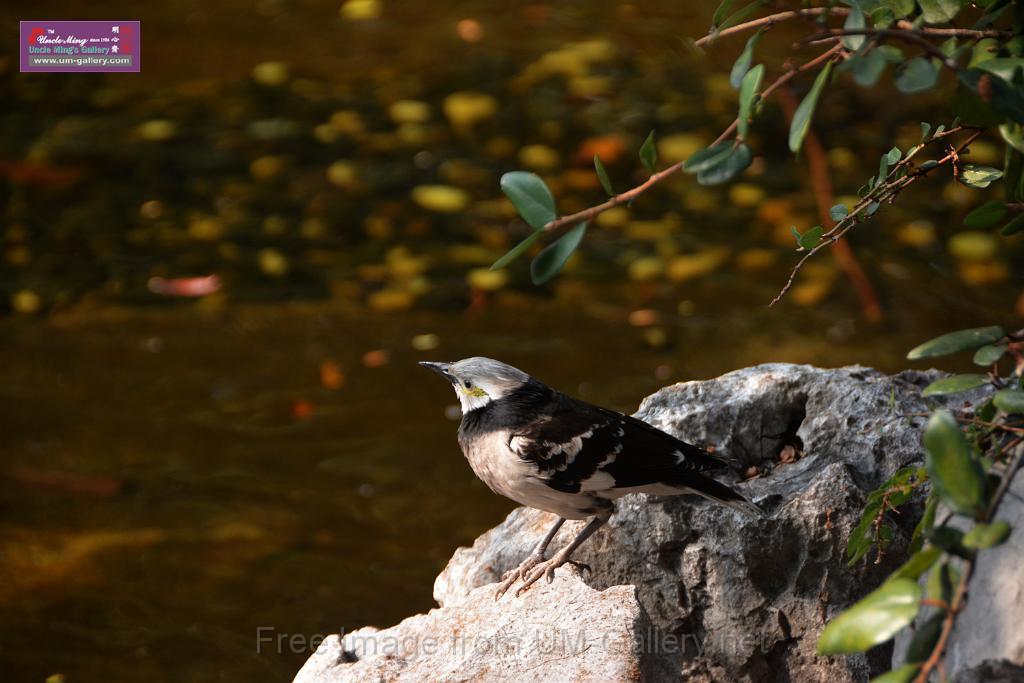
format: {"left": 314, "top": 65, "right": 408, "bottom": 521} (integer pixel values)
{"left": 294, "top": 569, "right": 654, "bottom": 683}
{"left": 298, "top": 363, "right": 991, "bottom": 682}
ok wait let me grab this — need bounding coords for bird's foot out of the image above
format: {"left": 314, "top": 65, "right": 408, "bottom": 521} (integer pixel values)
{"left": 494, "top": 553, "right": 543, "bottom": 600}
{"left": 513, "top": 553, "right": 589, "bottom": 597}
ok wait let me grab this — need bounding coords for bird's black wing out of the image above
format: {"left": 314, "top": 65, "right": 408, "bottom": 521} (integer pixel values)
{"left": 508, "top": 392, "right": 731, "bottom": 495}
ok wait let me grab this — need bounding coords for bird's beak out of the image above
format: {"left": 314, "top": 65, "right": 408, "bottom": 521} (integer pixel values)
{"left": 419, "top": 361, "right": 454, "bottom": 382}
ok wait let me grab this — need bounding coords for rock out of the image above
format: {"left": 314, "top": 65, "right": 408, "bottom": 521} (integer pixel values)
{"left": 298, "top": 364, "right": 986, "bottom": 682}
{"left": 294, "top": 570, "right": 656, "bottom": 683}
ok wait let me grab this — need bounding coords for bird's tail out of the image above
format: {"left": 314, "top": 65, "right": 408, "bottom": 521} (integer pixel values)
{"left": 670, "top": 474, "right": 764, "bottom": 517}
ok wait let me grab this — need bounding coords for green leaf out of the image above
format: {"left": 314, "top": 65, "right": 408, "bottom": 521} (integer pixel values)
{"left": 993, "top": 388, "right": 1024, "bottom": 414}
{"left": 843, "top": 3, "right": 866, "bottom": 51}
{"left": 922, "top": 374, "right": 989, "bottom": 396}
{"left": 500, "top": 172, "right": 557, "bottom": 230}
{"left": 718, "top": 0, "right": 770, "bottom": 30}
{"left": 593, "top": 155, "right": 615, "bottom": 196}
{"left": 918, "top": 0, "right": 964, "bottom": 24}
{"left": 1001, "top": 212, "right": 1024, "bottom": 236}
{"left": 817, "top": 579, "right": 922, "bottom": 655}
{"left": 920, "top": 122, "right": 933, "bottom": 142}
{"left": 891, "top": 546, "right": 943, "bottom": 583}
{"left": 895, "top": 58, "right": 939, "bottom": 94}
{"left": 830, "top": 204, "right": 849, "bottom": 221}
{"left": 962, "top": 520, "right": 1011, "bottom": 549}
{"left": 639, "top": 131, "right": 657, "bottom": 173}
{"left": 697, "top": 143, "right": 753, "bottom": 185}
{"left": 491, "top": 230, "right": 543, "bottom": 270}
{"left": 910, "top": 495, "right": 938, "bottom": 554}
{"left": 684, "top": 142, "right": 733, "bottom": 173}
{"left": 738, "top": 64, "right": 764, "bottom": 138}
{"left": 928, "top": 526, "right": 970, "bottom": 557}
{"left": 907, "top": 325, "right": 1005, "bottom": 359}
{"left": 845, "top": 50, "right": 887, "bottom": 87}
{"left": 964, "top": 200, "right": 1007, "bottom": 228}
{"left": 799, "top": 225, "right": 824, "bottom": 250}
{"left": 960, "top": 164, "right": 1003, "bottom": 189}
{"left": 870, "top": 665, "right": 920, "bottom": 683}
{"left": 846, "top": 500, "right": 882, "bottom": 565}
{"left": 886, "top": 147, "right": 902, "bottom": 165}
{"left": 530, "top": 222, "right": 587, "bottom": 284}
{"left": 730, "top": 31, "right": 763, "bottom": 88}
{"left": 711, "top": 0, "right": 733, "bottom": 27}
{"left": 959, "top": 70, "right": 1024, "bottom": 125}
{"left": 789, "top": 62, "right": 833, "bottom": 154}
{"left": 973, "top": 344, "right": 1005, "bottom": 366}
{"left": 905, "top": 613, "right": 945, "bottom": 664}
{"left": 927, "top": 562, "right": 960, "bottom": 603}
{"left": 924, "top": 410, "right": 987, "bottom": 517}
{"left": 874, "top": 0, "right": 916, "bottom": 20}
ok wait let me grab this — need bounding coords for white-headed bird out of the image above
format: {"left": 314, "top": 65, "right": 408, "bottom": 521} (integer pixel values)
{"left": 420, "top": 357, "right": 760, "bottom": 598}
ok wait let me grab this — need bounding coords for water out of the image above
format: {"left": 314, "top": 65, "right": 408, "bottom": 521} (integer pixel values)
{"left": 1, "top": 1, "right": 1021, "bottom": 681}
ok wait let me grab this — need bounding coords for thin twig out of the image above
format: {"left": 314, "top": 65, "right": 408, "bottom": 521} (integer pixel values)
{"left": 800, "top": 28, "right": 959, "bottom": 70}
{"left": 776, "top": 86, "right": 883, "bottom": 322}
{"left": 541, "top": 43, "right": 843, "bottom": 233}
{"left": 770, "top": 129, "right": 983, "bottom": 307}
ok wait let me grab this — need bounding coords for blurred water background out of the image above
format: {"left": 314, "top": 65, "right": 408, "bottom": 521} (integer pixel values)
{"left": 1, "top": 1, "right": 1021, "bottom": 681}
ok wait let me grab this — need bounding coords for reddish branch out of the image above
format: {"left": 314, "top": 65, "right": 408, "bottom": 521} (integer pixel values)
{"left": 776, "top": 87, "right": 883, "bottom": 322}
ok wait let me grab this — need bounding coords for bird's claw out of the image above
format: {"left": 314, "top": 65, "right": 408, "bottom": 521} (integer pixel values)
{"left": 514, "top": 556, "right": 567, "bottom": 597}
{"left": 494, "top": 554, "right": 542, "bottom": 600}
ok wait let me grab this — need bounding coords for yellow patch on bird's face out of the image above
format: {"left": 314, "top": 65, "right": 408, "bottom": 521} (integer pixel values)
{"left": 461, "top": 385, "right": 488, "bottom": 398}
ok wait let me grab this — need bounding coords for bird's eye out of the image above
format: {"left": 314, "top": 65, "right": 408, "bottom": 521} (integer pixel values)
{"left": 463, "top": 380, "right": 473, "bottom": 389}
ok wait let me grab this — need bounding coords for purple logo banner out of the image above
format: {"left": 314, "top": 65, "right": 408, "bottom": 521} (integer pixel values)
{"left": 20, "top": 20, "right": 140, "bottom": 73}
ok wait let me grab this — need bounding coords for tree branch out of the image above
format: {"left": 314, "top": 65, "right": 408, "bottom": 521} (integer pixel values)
{"left": 770, "top": 129, "right": 983, "bottom": 307}
{"left": 801, "top": 28, "right": 959, "bottom": 70}
{"left": 695, "top": 8, "right": 849, "bottom": 48}
{"left": 541, "top": 43, "right": 843, "bottom": 233}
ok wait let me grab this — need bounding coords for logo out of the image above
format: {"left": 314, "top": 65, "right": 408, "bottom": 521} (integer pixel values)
{"left": 20, "top": 21, "right": 141, "bottom": 73}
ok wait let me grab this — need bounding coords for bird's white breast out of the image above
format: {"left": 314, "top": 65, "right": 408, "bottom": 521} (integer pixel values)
{"left": 461, "top": 430, "right": 595, "bottom": 520}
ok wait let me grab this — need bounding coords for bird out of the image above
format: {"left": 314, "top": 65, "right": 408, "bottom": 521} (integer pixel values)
{"left": 420, "top": 357, "right": 761, "bottom": 599}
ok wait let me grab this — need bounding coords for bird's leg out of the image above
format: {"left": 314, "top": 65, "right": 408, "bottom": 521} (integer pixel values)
{"left": 494, "top": 517, "right": 565, "bottom": 600}
{"left": 515, "top": 514, "right": 607, "bottom": 597}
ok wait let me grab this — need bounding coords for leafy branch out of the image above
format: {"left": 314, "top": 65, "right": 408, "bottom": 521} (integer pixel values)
{"left": 769, "top": 126, "right": 984, "bottom": 307}
{"left": 819, "top": 325, "right": 1024, "bottom": 680}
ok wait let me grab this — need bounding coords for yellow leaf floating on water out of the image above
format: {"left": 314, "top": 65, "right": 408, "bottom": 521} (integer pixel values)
{"left": 388, "top": 100, "right": 431, "bottom": 124}
{"left": 411, "top": 185, "right": 471, "bottom": 213}
{"left": 736, "top": 248, "right": 778, "bottom": 271}
{"left": 897, "top": 220, "right": 936, "bottom": 247}
{"left": 657, "top": 133, "right": 705, "bottom": 164}
{"left": 368, "top": 288, "right": 415, "bottom": 312}
{"left": 949, "top": 231, "right": 998, "bottom": 261}
{"left": 136, "top": 119, "right": 176, "bottom": 141}
{"left": 729, "top": 183, "right": 766, "bottom": 208}
{"left": 628, "top": 256, "right": 664, "bottom": 282}
{"left": 518, "top": 144, "right": 560, "bottom": 171}
{"left": 467, "top": 267, "right": 508, "bottom": 291}
{"left": 443, "top": 92, "right": 498, "bottom": 129}
{"left": 958, "top": 261, "right": 1009, "bottom": 286}
{"left": 251, "top": 61, "right": 290, "bottom": 86}
{"left": 666, "top": 247, "right": 730, "bottom": 282}
{"left": 340, "top": 0, "right": 381, "bottom": 21}
{"left": 258, "top": 248, "right": 289, "bottom": 278}
{"left": 11, "top": 289, "right": 42, "bottom": 314}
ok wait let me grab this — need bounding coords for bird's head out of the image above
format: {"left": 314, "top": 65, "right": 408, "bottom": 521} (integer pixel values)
{"left": 419, "top": 357, "right": 530, "bottom": 413}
